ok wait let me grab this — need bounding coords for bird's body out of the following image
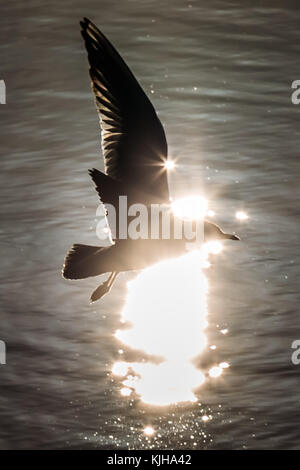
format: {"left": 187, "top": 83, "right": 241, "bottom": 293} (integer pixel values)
{"left": 64, "top": 238, "right": 186, "bottom": 279}
{"left": 62, "top": 18, "right": 239, "bottom": 302}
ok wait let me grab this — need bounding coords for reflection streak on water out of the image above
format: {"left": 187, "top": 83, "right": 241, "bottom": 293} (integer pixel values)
{"left": 113, "top": 241, "right": 225, "bottom": 406}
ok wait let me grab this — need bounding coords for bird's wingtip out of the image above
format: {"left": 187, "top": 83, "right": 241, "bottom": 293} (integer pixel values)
{"left": 80, "top": 17, "right": 91, "bottom": 30}
{"left": 88, "top": 168, "right": 98, "bottom": 178}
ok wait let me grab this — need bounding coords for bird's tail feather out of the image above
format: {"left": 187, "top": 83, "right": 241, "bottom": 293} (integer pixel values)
{"left": 62, "top": 244, "right": 109, "bottom": 279}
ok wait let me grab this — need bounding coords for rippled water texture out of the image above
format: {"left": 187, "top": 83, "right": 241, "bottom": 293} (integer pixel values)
{"left": 1, "top": 0, "right": 300, "bottom": 449}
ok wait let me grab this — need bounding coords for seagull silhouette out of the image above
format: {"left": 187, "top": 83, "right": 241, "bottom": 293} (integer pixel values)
{"left": 62, "top": 18, "right": 239, "bottom": 302}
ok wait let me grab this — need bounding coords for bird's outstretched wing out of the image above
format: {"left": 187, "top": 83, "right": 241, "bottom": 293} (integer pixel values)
{"left": 80, "top": 18, "right": 170, "bottom": 203}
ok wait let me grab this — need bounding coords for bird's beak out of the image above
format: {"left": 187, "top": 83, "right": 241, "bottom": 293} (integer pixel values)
{"left": 230, "top": 234, "right": 240, "bottom": 241}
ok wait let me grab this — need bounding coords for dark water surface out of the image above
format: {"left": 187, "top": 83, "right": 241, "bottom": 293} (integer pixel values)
{"left": 1, "top": 0, "right": 300, "bottom": 449}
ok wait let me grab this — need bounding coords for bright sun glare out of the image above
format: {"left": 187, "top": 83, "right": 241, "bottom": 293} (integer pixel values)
{"left": 171, "top": 196, "right": 207, "bottom": 220}
{"left": 164, "top": 160, "right": 175, "bottom": 170}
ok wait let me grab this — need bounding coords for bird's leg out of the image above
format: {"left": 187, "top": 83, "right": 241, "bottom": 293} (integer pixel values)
{"left": 90, "top": 272, "right": 118, "bottom": 303}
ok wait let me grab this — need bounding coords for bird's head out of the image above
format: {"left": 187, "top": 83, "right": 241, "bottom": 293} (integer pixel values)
{"left": 204, "top": 220, "right": 240, "bottom": 242}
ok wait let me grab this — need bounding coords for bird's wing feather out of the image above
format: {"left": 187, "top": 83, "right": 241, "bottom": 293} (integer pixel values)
{"left": 80, "top": 18, "right": 170, "bottom": 202}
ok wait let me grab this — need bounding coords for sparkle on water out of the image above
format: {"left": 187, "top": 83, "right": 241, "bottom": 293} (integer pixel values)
{"left": 219, "top": 361, "right": 229, "bottom": 369}
{"left": 120, "top": 387, "right": 132, "bottom": 397}
{"left": 235, "top": 210, "right": 248, "bottom": 220}
{"left": 112, "top": 361, "right": 128, "bottom": 377}
{"left": 144, "top": 426, "right": 155, "bottom": 436}
{"left": 112, "top": 198, "right": 229, "bottom": 406}
{"left": 208, "top": 366, "right": 223, "bottom": 378}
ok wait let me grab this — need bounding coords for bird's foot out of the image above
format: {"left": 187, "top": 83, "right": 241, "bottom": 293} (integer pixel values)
{"left": 90, "top": 281, "right": 110, "bottom": 303}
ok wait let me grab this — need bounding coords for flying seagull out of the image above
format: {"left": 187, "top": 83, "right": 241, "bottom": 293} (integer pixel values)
{"left": 62, "top": 18, "right": 239, "bottom": 302}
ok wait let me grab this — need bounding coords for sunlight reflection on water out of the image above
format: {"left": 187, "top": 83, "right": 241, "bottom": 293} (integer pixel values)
{"left": 113, "top": 241, "right": 226, "bottom": 406}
